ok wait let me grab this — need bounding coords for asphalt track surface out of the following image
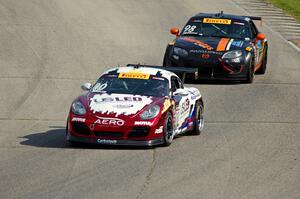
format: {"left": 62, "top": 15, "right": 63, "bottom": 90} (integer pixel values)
{"left": 0, "top": 1, "right": 299, "bottom": 199}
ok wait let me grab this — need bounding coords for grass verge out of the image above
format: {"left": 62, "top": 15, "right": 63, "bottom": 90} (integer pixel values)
{"left": 266, "top": 0, "right": 300, "bottom": 21}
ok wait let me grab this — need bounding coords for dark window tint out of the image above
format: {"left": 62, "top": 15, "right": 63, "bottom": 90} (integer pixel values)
{"left": 171, "top": 76, "right": 182, "bottom": 92}
{"left": 91, "top": 75, "right": 169, "bottom": 97}
{"left": 249, "top": 21, "right": 258, "bottom": 39}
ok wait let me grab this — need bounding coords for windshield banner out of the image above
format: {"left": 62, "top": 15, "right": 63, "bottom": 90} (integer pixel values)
{"left": 203, "top": 18, "right": 232, "bottom": 25}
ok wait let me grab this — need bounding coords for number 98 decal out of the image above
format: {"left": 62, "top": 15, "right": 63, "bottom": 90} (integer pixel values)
{"left": 183, "top": 25, "right": 197, "bottom": 34}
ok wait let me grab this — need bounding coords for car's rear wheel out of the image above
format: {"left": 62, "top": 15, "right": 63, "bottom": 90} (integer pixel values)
{"left": 163, "top": 112, "right": 174, "bottom": 146}
{"left": 192, "top": 100, "right": 204, "bottom": 135}
{"left": 255, "top": 51, "right": 267, "bottom": 75}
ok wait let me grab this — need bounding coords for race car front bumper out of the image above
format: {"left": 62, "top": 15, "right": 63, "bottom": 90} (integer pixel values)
{"left": 165, "top": 55, "right": 249, "bottom": 80}
{"left": 67, "top": 133, "right": 164, "bottom": 146}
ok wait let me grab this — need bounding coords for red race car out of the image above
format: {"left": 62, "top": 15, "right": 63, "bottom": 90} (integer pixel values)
{"left": 66, "top": 64, "right": 204, "bottom": 147}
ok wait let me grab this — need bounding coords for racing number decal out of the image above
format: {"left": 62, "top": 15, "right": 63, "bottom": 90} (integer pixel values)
{"left": 181, "top": 98, "right": 190, "bottom": 114}
{"left": 175, "top": 98, "right": 190, "bottom": 130}
{"left": 183, "top": 25, "right": 197, "bottom": 34}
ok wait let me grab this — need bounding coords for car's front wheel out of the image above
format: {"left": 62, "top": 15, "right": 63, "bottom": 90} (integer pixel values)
{"left": 245, "top": 56, "right": 255, "bottom": 83}
{"left": 163, "top": 112, "right": 174, "bottom": 146}
{"left": 66, "top": 122, "right": 80, "bottom": 147}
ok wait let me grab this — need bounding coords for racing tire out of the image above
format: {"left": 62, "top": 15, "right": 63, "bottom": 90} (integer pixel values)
{"left": 163, "top": 54, "right": 167, "bottom": 66}
{"left": 245, "top": 57, "right": 255, "bottom": 83}
{"left": 163, "top": 112, "right": 174, "bottom": 146}
{"left": 192, "top": 100, "right": 204, "bottom": 135}
{"left": 66, "top": 123, "right": 79, "bottom": 147}
{"left": 255, "top": 51, "right": 267, "bottom": 75}
{"left": 163, "top": 53, "right": 173, "bottom": 67}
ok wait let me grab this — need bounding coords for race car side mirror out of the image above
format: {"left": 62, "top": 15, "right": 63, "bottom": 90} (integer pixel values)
{"left": 170, "top": 27, "right": 179, "bottom": 36}
{"left": 173, "top": 88, "right": 189, "bottom": 96}
{"left": 81, "top": 83, "right": 92, "bottom": 91}
{"left": 256, "top": 33, "right": 265, "bottom": 40}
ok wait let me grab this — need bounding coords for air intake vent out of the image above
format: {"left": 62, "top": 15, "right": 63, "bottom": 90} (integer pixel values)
{"left": 71, "top": 122, "right": 91, "bottom": 135}
{"left": 128, "top": 126, "right": 150, "bottom": 137}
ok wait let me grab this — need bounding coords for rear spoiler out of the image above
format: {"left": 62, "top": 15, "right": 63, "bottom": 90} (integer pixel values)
{"left": 246, "top": 16, "right": 262, "bottom": 21}
{"left": 244, "top": 16, "right": 263, "bottom": 27}
{"left": 126, "top": 64, "right": 198, "bottom": 82}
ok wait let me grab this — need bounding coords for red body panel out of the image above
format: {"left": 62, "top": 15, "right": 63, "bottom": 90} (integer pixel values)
{"left": 67, "top": 93, "right": 174, "bottom": 143}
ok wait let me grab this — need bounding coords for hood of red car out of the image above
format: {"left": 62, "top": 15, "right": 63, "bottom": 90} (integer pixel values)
{"left": 82, "top": 92, "right": 163, "bottom": 119}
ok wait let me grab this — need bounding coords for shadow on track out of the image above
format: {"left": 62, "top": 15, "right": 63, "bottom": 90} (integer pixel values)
{"left": 184, "top": 78, "right": 245, "bottom": 85}
{"left": 19, "top": 127, "right": 154, "bottom": 150}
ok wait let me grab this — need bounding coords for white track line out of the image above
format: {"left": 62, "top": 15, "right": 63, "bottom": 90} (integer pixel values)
{"left": 231, "top": 0, "right": 300, "bottom": 53}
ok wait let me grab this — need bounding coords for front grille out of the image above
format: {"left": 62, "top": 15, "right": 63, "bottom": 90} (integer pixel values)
{"left": 94, "top": 131, "right": 123, "bottom": 138}
{"left": 71, "top": 122, "right": 91, "bottom": 135}
{"left": 128, "top": 126, "right": 150, "bottom": 138}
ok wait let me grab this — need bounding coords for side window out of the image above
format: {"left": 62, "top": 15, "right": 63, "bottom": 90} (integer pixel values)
{"left": 249, "top": 21, "right": 258, "bottom": 39}
{"left": 171, "top": 76, "right": 180, "bottom": 92}
{"left": 177, "top": 77, "right": 184, "bottom": 89}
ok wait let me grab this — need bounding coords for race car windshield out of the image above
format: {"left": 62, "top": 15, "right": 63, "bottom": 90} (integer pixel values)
{"left": 91, "top": 75, "right": 169, "bottom": 97}
{"left": 181, "top": 19, "right": 250, "bottom": 39}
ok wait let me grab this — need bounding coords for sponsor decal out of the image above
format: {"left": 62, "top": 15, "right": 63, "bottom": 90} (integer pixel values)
{"left": 71, "top": 117, "right": 86, "bottom": 122}
{"left": 116, "top": 67, "right": 170, "bottom": 79}
{"left": 94, "top": 116, "right": 125, "bottom": 126}
{"left": 217, "top": 38, "right": 230, "bottom": 51}
{"left": 245, "top": 46, "right": 252, "bottom": 52}
{"left": 190, "top": 49, "right": 223, "bottom": 55}
{"left": 181, "top": 37, "right": 213, "bottom": 50}
{"left": 231, "top": 40, "right": 244, "bottom": 47}
{"left": 162, "top": 99, "right": 172, "bottom": 114}
{"left": 181, "top": 98, "right": 190, "bottom": 113}
{"left": 93, "top": 96, "right": 142, "bottom": 103}
{"left": 97, "top": 139, "right": 117, "bottom": 144}
{"left": 134, "top": 121, "right": 153, "bottom": 126}
{"left": 155, "top": 126, "right": 163, "bottom": 134}
{"left": 201, "top": 53, "right": 210, "bottom": 59}
{"left": 203, "top": 18, "right": 231, "bottom": 25}
{"left": 113, "top": 104, "right": 134, "bottom": 108}
{"left": 118, "top": 72, "right": 150, "bottom": 79}
{"left": 90, "top": 94, "right": 152, "bottom": 116}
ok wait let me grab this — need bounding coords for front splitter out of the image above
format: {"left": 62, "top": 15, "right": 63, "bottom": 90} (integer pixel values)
{"left": 67, "top": 133, "right": 164, "bottom": 146}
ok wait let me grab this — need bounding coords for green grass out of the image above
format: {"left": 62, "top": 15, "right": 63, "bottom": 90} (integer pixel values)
{"left": 266, "top": 0, "right": 300, "bottom": 21}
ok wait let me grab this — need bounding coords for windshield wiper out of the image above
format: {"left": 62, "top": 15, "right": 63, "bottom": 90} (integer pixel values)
{"left": 208, "top": 35, "right": 230, "bottom": 38}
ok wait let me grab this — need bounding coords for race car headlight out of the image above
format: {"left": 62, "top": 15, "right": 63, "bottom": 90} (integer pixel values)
{"left": 173, "top": 47, "right": 188, "bottom": 57}
{"left": 71, "top": 101, "right": 86, "bottom": 115}
{"left": 140, "top": 105, "right": 160, "bottom": 120}
{"left": 222, "top": 50, "right": 243, "bottom": 59}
